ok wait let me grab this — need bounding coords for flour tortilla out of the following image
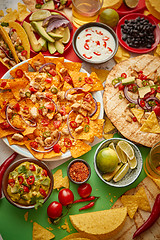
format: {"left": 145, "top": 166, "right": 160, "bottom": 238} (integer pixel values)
{"left": 103, "top": 54, "right": 160, "bottom": 147}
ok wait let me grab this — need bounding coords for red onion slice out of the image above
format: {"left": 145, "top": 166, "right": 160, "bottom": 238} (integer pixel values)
{"left": 124, "top": 86, "right": 138, "bottom": 105}
{"left": 114, "top": 82, "right": 121, "bottom": 88}
{"left": 39, "top": 63, "right": 56, "bottom": 73}
{"left": 89, "top": 98, "right": 98, "bottom": 117}
{"left": 0, "top": 46, "right": 14, "bottom": 60}
{"left": 5, "top": 105, "right": 24, "bottom": 132}
{"left": 65, "top": 87, "right": 84, "bottom": 99}
{"left": 137, "top": 97, "right": 151, "bottom": 111}
{"left": 44, "top": 132, "right": 61, "bottom": 150}
{"left": 21, "top": 115, "right": 37, "bottom": 127}
{"left": 30, "top": 146, "right": 53, "bottom": 153}
{"left": 67, "top": 110, "right": 74, "bottom": 139}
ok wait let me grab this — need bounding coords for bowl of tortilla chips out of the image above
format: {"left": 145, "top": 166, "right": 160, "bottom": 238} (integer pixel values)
{"left": 94, "top": 138, "right": 143, "bottom": 187}
{"left": 2, "top": 158, "right": 53, "bottom": 209}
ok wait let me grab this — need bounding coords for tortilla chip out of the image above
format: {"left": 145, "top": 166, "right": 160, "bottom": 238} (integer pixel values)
{"left": 103, "top": 116, "right": 115, "bottom": 133}
{"left": 0, "top": 10, "right": 18, "bottom": 22}
{"left": 90, "top": 102, "right": 101, "bottom": 120}
{"left": 0, "top": 10, "right": 4, "bottom": 17}
{"left": 64, "top": 62, "right": 82, "bottom": 72}
{"left": 9, "top": 78, "right": 29, "bottom": 101}
{"left": 90, "top": 119, "right": 105, "bottom": 138}
{"left": 45, "top": 57, "right": 64, "bottom": 65}
{"left": 28, "top": 52, "right": 45, "bottom": 70}
{"left": 88, "top": 72, "right": 104, "bottom": 91}
{"left": 10, "top": 62, "right": 29, "bottom": 78}
{"left": 62, "top": 81, "right": 73, "bottom": 92}
{"left": 131, "top": 108, "right": 144, "bottom": 123}
{"left": 140, "top": 111, "right": 160, "bottom": 133}
{"left": 103, "top": 133, "right": 114, "bottom": 139}
{"left": 70, "top": 140, "right": 91, "bottom": 158}
{"left": 121, "top": 195, "right": 138, "bottom": 219}
{"left": 154, "top": 43, "right": 160, "bottom": 57}
{"left": 70, "top": 71, "right": 88, "bottom": 88}
{"left": 61, "top": 233, "right": 99, "bottom": 240}
{"left": 22, "top": 127, "right": 37, "bottom": 136}
{"left": 91, "top": 67, "right": 110, "bottom": 83}
{"left": 145, "top": 0, "right": 160, "bottom": 20}
{"left": 143, "top": 10, "right": 150, "bottom": 16}
{"left": 17, "top": 3, "right": 30, "bottom": 22}
{"left": 22, "top": 0, "right": 37, "bottom": 12}
{"left": 102, "top": 0, "right": 123, "bottom": 9}
{"left": 135, "top": 187, "right": 151, "bottom": 212}
{"left": 53, "top": 169, "right": 69, "bottom": 190}
{"left": 114, "top": 45, "right": 130, "bottom": 63}
{"left": 32, "top": 222, "right": 55, "bottom": 240}
{"left": 25, "top": 140, "right": 44, "bottom": 160}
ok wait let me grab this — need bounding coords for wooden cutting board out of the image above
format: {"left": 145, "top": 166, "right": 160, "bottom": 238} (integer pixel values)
{"left": 111, "top": 177, "right": 160, "bottom": 240}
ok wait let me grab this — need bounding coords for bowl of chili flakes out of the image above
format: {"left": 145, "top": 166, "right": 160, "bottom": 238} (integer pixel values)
{"left": 67, "top": 159, "right": 91, "bottom": 184}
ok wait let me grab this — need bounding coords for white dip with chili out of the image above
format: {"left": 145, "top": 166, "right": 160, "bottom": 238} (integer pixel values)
{"left": 76, "top": 26, "right": 116, "bottom": 63}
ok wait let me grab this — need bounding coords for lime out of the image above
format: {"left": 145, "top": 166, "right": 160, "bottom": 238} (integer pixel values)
{"left": 99, "top": 9, "right": 119, "bottom": 28}
{"left": 29, "top": 10, "right": 51, "bottom": 21}
{"left": 117, "top": 141, "right": 135, "bottom": 160}
{"left": 109, "top": 142, "right": 121, "bottom": 163}
{"left": 113, "top": 163, "right": 129, "bottom": 182}
{"left": 96, "top": 147, "right": 119, "bottom": 173}
{"left": 127, "top": 156, "right": 137, "bottom": 169}
{"left": 116, "top": 145, "right": 128, "bottom": 163}
{"left": 124, "top": 0, "right": 139, "bottom": 8}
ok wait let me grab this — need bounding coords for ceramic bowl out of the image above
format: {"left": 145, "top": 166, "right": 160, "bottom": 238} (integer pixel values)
{"left": 94, "top": 138, "right": 143, "bottom": 187}
{"left": 72, "top": 22, "right": 118, "bottom": 64}
{"left": 2, "top": 158, "right": 53, "bottom": 209}
{"left": 67, "top": 159, "right": 91, "bottom": 184}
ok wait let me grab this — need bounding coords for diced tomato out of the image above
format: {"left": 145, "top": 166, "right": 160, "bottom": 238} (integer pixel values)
{"left": 45, "top": 77, "right": 52, "bottom": 83}
{"left": 84, "top": 93, "right": 92, "bottom": 102}
{"left": 23, "top": 185, "right": 29, "bottom": 193}
{"left": 157, "top": 86, "right": 160, "bottom": 93}
{"left": 138, "top": 73, "right": 147, "bottom": 80}
{"left": 53, "top": 143, "right": 61, "bottom": 153}
{"left": 121, "top": 73, "right": 127, "bottom": 78}
{"left": 132, "top": 117, "right": 137, "bottom": 122}
{"left": 84, "top": 77, "right": 93, "bottom": 84}
{"left": 27, "top": 175, "right": 35, "bottom": 185}
{"left": 41, "top": 119, "right": 49, "bottom": 126}
{"left": 53, "top": 120, "right": 61, "bottom": 129}
{"left": 18, "top": 176, "right": 24, "bottom": 185}
{"left": 21, "top": 50, "right": 27, "bottom": 56}
{"left": 30, "top": 141, "right": 38, "bottom": 149}
{"left": 64, "top": 138, "right": 72, "bottom": 148}
{"left": 29, "top": 164, "right": 36, "bottom": 171}
{"left": 24, "top": 106, "right": 29, "bottom": 111}
{"left": 0, "top": 81, "right": 7, "bottom": 88}
{"left": 38, "top": 108, "right": 43, "bottom": 115}
{"left": 42, "top": 169, "right": 48, "bottom": 177}
{"left": 153, "top": 105, "right": 160, "bottom": 116}
{"left": 59, "top": 106, "right": 66, "bottom": 116}
{"left": 40, "top": 188, "right": 47, "bottom": 198}
{"left": 13, "top": 103, "right": 20, "bottom": 112}
{"left": 45, "top": 92, "right": 53, "bottom": 99}
{"left": 49, "top": 69, "right": 56, "bottom": 76}
{"left": 29, "top": 87, "right": 37, "bottom": 93}
{"left": 118, "top": 83, "right": 124, "bottom": 91}
{"left": 0, "top": 121, "right": 10, "bottom": 130}
{"left": 8, "top": 179, "right": 15, "bottom": 187}
{"left": 45, "top": 102, "right": 55, "bottom": 111}
{"left": 64, "top": 75, "right": 73, "bottom": 85}
{"left": 15, "top": 69, "right": 23, "bottom": 78}
{"left": 70, "top": 121, "right": 78, "bottom": 128}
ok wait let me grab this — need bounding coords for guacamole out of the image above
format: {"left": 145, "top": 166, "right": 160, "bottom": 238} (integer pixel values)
{"left": 7, "top": 161, "right": 51, "bottom": 207}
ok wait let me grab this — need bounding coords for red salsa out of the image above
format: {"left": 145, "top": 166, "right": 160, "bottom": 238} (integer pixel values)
{"left": 69, "top": 161, "right": 90, "bottom": 183}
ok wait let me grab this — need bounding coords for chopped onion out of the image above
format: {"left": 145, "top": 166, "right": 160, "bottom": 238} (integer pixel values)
{"left": 44, "top": 132, "right": 61, "bottom": 150}
{"left": 67, "top": 110, "right": 74, "bottom": 139}
{"left": 39, "top": 63, "right": 56, "bottom": 73}
{"left": 89, "top": 98, "right": 98, "bottom": 117}
{"left": 5, "top": 105, "right": 24, "bottom": 132}
{"left": 21, "top": 115, "right": 37, "bottom": 127}
{"left": 124, "top": 86, "right": 138, "bottom": 104}
{"left": 65, "top": 87, "right": 84, "bottom": 99}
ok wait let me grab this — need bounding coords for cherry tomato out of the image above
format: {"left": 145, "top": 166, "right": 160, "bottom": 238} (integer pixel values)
{"left": 58, "top": 188, "right": 74, "bottom": 206}
{"left": 77, "top": 183, "right": 92, "bottom": 198}
{"left": 18, "top": 176, "right": 24, "bottom": 185}
{"left": 21, "top": 50, "right": 27, "bottom": 56}
{"left": 13, "top": 103, "right": 20, "bottom": 112}
{"left": 53, "top": 143, "right": 61, "bottom": 153}
{"left": 153, "top": 105, "right": 160, "bottom": 116}
{"left": 59, "top": 106, "right": 66, "bottom": 116}
{"left": 49, "top": 69, "right": 56, "bottom": 76}
{"left": 45, "top": 77, "right": 52, "bottom": 83}
{"left": 70, "top": 121, "right": 78, "bottom": 128}
{"left": 47, "top": 201, "right": 63, "bottom": 219}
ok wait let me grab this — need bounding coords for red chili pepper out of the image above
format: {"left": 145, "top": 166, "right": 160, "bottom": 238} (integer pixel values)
{"left": 70, "top": 121, "right": 78, "bottom": 129}
{"left": 0, "top": 81, "right": 7, "bottom": 88}
{"left": 107, "top": 47, "right": 113, "bottom": 52}
{"left": 23, "top": 185, "right": 29, "bottom": 193}
{"left": 73, "top": 196, "right": 98, "bottom": 204}
{"left": 79, "top": 201, "right": 95, "bottom": 211}
{"left": 18, "top": 176, "right": 24, "bottom": 185}
{"left": 103, "top": 41, "right": 107, "bottom": 48}
{"left": 93, "top": 51, "right": 101, "bottom": 56}
{"left": 85, "top": 77, "right": 93, "bottom": 84}
{"left": 103, "top": 37, "right": 109, "bottom": 41}
{"left": 42, "top": 169, "right": 48, "bottom": 177}
{"left": 21, "top": 50, "right": 27, "bottom": 56}
{"left": 64, "top": 138, "right": 72, "bottom": 148}
{"left": 121, "top": 73, "right": 127, "bottom": 78}
{"left": 84, "top": 116, "right": 90, "bottom": 124}
{"left": 84, "top": 93, "right": 92, "bottom": 102}
{"left": 132, "top": 117, "right": 137, "bottom": 122}
{"left": 13, "top": 103, "right": 20, "bottom": 112}
{"left": 8, "top": 179, "right": 15, "bottom": 187}
{"left": 45, "top": 77, "right": 52, "bottom": 83}
{"left": 29, "top": 87, "right": 37, "bottom": 93}
{"left": 29, "top": 164, "right": 36, "bottom": 171}
{"left": 64, "top": 75, "right": 73, "bottom": 85}
{"left": 15, "top": 69, "right": 23, "bottom": 78}
{"left": 84, "top": 43, "right": 89, "bottom": 50}
{"left": 27, "top": 175, "right": 35, "bottom": 185}
{"left": 133, "top": 194, "right": 160, "bottom": 238}
{"left": 157, "top": 86, "right": 160, "bottom": 93}
{"left": 40, "top": 188, "right": 47, "bottom": 198}
{"left": 95, "top": 40, "right": 100, "bottom": 45}
{"left": 139, "top": 100, "right": 145, "bottom": 108}
{"left": 0, "top": 152, "right": 17, "bottom": 198}
{"left": 150, "top": 88, "right": 156, "bottom": 95}
{"left": 83, "top": 54, "right": 92, "bottom": 60}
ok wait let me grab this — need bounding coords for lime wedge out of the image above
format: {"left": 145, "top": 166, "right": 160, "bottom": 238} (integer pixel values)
{"left": 102, "top": 163, "right": 123, "bottom": 181}
{"left": 29, "top": 10, "right": 51, "bottom": 21}
{"left": 109, "top": 142, "right": 121, "bottom": 163}
{"left": 124, "top": 0, "right": 139, "bottom": 8}
{"left": 113, "top": 163, "right": 129, "bottom": 182}
{"left": 127, "top": 156, "right": 137, "bottom": 169}
{"left": 117, "top": 141, "right": 135, "bottom": 160}
{"left": 116, "top": 145, "right": 128, "bottom": 163}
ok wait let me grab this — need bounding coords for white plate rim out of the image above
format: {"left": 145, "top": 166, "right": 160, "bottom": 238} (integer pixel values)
{"left": 1, "top": 57, "right": 104, "bottom": 161}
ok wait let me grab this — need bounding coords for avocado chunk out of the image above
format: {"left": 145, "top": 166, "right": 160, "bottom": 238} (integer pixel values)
{"left": 11, "top": 185, "right": 19, "bottom": 194}
{"left": 156, "top": 92, "right": 160, "bottom": 100}
{"left": 41, "top": 178, "right": 50, "bottom": 186}
{"left": 48, "top": 32, "right": 63, "bottom": 40}
{"left": 48, "top": 42, "right": 56, "bottom": 54}
{"left": 41, "top": 0, "right": 55, "bottom": 9}
{"left": 23, "top": 21, "right": 42, "bottom": 52}
{"left": 38, "top": 37, "right": 47, "bottom": 51}
{"left": 138, "top": 86, "right": 151, "bottom": 98}
{"left": 31, "top": 21, "right": 55, "bottom": 43}
{"left": 122, "top": 76, "right": 135, "bottom": 85}
{"left": 55, "top": 40, "right": 64, "bottom": 54}
{"left": 62, "top": 27, "right": 70, "bottom": 44}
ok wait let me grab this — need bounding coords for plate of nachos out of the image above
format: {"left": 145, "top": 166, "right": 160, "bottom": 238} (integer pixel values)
{"left": 0, "top": 53, "right": 104, "bottom": 161}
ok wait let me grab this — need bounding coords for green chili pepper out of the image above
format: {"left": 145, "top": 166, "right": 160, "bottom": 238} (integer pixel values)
{"left": 15, "top": 45, "right": 24, "bottom": 52}
{"left": 132, "top": 85, "right": 138, "bottom": 93}
{"left": 112, "top": 78, "right": 119, "bottom": 86}
{"left": 151, "top": 85, "right": 158, "bottom": 90}
{"left": 119, "top": 93, "right": 123, "bottom": 99}
{"left": 51, "top": 87, "right": 58, "bottom": 94}
{"left": 128, "top": 103, "right": 136, "bottom": 108}
{"left": 25, "top": 91, "right": 31, "bottom": 98}
{"left": 19, "top": 188, "right": 24, "bottom": 195}
{"left": 142, "top": 80, "right": 149, "bottom": 86}
{"left": 43, "top": 131, "right": 51, "bottom": 138}
{"left": 35, "top": 3, "right": 42, "bottom": 8}
{"left": 148, "top": 101, "right": 156, "bottom": 107}
{"left": 117, "top": 77, "right": 125, "bottom": 81}
{"left": 78, "top": 77, "right": 82, "bottom": 82}
{"left": 1, "top": 22, "right": 9, "bottom": 27}
{"left": 84, "top": 125, "right": 89, "bottom": 133}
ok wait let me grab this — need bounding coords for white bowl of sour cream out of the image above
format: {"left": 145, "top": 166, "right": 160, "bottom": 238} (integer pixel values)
{"left": 72, "top": 22, "right": 118, "bottom": 64}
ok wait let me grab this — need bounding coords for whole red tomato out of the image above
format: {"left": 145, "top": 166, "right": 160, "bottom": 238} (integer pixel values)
{"left": 153, "top": 105, "right": 160, "bottom": 116}
{"left": 78, "top": 183, "right": 92, "bottom": 198}
{"left": 58, "top": 188, "right": 74, "bottom": 206}
{"left": 47, "top": 201, "right": 63, "bottom": 219}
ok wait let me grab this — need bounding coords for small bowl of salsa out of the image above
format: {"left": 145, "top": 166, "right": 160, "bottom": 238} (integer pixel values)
{"left": 2, "top": 158, "right": 53, "bottom": 209}
{"left": 67, "top": 159, "right": 91, "bottom": 184}
{"left": 72, "top": 22, "right": 118, "bottom": 64}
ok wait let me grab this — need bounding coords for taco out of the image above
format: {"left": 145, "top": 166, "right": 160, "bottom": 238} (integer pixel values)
{"left": 2, "top": 22, "right": 30, "bottom": 62}
{"left": 0, "top": 25, "right": 19, "bottom": 69}
{"left": 103, "top": 54, "right": 160, "bottom": 148}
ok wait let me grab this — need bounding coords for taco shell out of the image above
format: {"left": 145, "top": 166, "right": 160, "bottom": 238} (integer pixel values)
{"left": 0, "top": 25, "right": 19, "bottom": 68}
{"left": 9, "top": 22, "right": 30, "bottom": 59}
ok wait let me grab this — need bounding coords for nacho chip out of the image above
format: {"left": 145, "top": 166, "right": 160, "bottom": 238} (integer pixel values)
{"left": 103, "top": 133, "right": 114, "bottom": 139}
{"left": 0, "top": 10, "right": 4, "bottom": 17}
{"left": 10, "top": 62, "right": 29, "bottom": 78}
{"left": 131, "top": 108, "right": 144, "bottom": 123}
{"left": 62, "top": 176, "right": 70, "bottom": 188}
{"left": 7, "top": 135, "right": 25, "bottom": 146}
{"left": 102, "top": 0, "right": 123, "bottom": 9}
{"left": 45, "top": 57, "right": 64, "bottom": 65}
{"left": 88, "top": 72, "right": 104, "bottom": 91}
{"left": 70, "top": 140, "right": 91, "bottom": 158}
{"left": 0, "top": 10, "right": 18, "bottom": 22}
{"left": 91, "top": 67, "right": 110, "bottom": 83}
{"left": 17, "top": 3, "right": 30, "bottom": 22}
{"left": 64, "top": 62, "right": 82, "bottom": 72}
{"left": 32, "top": 222, "right": 55, "bottom": 240}
{"left": 61, "top": 233, "right": 99, "bottom": 240}
{"left": 28, "top": 52, "right": 45, "bottom": 70}
{"left": 140, "top": 111, "right": 160, "bottom": 133}
{"left": 90, "top": 102, "right": 101, "bottom": 120}
{"left": 103, "top": 116, "right": 115, "bottom": 133}
{"left": 135, "top": 187, "right": 151, "bottom": 212}
{"left": 154, "top": 43, "right": 160, "bottom": 57}
{"left": 9, "top": 78, "right": 29, "bottom": 101}
{"left": 145, "top": 0, "right": 160, "bottom": 20}
{"left": 121, "top": 195, "right": 138, "bottom": 219}
{"left": 53, "top": 169, "right": 69, "bottom": 190}
{"left": 70, "top": 71, "right": 88, "bottom": 88}
{"left": 25, "top": 140, "right": 44, "bottom": 160}
{"left": 114, "top": 45, "right": 130, "bottom": 63}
